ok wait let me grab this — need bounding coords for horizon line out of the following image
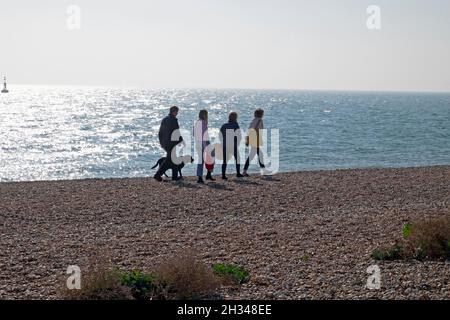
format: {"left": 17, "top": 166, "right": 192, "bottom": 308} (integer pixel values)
{"left": 5, "top": 83, "right": 450, "bottom": 95}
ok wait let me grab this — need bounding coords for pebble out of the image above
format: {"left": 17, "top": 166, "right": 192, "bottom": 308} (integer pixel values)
{"left": 0, "top": 166, "right": 449, "bottom": 299}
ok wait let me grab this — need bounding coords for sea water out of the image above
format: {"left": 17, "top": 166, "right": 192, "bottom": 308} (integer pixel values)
{"left": 1, "top": 86, "right": 449, "bottom": 182}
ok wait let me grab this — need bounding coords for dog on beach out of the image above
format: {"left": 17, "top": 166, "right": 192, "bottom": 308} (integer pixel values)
{"left": 151, "top": 156, "right": 194, "bottom": 179}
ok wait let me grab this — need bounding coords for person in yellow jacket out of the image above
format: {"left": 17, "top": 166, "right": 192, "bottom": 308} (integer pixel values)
{"left": 243, "top": 108, "right": 271, "bottom": 176}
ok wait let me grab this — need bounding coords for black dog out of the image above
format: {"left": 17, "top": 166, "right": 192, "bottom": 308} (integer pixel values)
{"left": 151, "top": 156, "right": 194, "bottom": 179}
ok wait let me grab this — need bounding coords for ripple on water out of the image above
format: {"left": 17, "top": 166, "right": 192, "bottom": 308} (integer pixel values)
{"left": 1, "top": 87, "right": 449, "bottom": 181}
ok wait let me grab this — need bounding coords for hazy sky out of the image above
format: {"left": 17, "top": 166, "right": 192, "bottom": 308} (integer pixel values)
{"left": 1, "top": 0, "right": 449, "bottom": 91}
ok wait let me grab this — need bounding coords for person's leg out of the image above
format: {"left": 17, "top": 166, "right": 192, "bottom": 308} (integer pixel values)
{"left": 257, "top": 147, "right": 273, "bottom": 175}
{"left": 205, "top": 142, "right": 215, "bottom": 181}
{"left": 171, "top": 168, "right": 178, "bottom": 180}
{"left": 221, "top": 163, "right": 228, "bottom": 179}
{"left": 206, "top": 170, "right": 214, "bottom": 180}
{"left": 197, "top": 153, "right": 204, "bottom": 183}
{"left": 170, "top": 150, "right": 178, "bottom": 180}
{"left": 197, "top": 163, "right": 203, "bottom": 177}
{"left": 221, "top": 147, "right": 228, "bottom": 179}
{"left": 236, "top": 162, "right": 241, "bottom": 176}
{"left": 196, "top": 143, "right": 204, "bottom": 179}
{"left": 243, "top": 147, "right": 257, "bottom": 173}
{"left": 243, "top": 158, "right": 250, "bottom": 172}
{"left": 257, "top": 147, "right": 265, "bottom": 168}
{"left": 234, "top": 146, "right": 242, "bottom": 176}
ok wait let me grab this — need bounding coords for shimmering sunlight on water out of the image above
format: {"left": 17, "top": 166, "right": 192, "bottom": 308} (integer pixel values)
{"left": 0, "top": 86, "right": 449, "bottom": 181}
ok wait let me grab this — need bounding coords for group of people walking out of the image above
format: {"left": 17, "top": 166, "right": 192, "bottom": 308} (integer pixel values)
{"left": 154, "top": 106, "right": 269, "bottom": 183}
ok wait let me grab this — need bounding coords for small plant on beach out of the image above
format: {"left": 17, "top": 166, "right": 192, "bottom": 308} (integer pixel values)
{"left": 405, "top": 216, "right": 450, "bottom": 261}
{"left": 371, "top": 242, "right": 404, "bottom": 261}
{"left": 62, "top": 250, "right": 221, "bottom": 300}
{"left": 299, "top": 254, "right": 310, "bottom": 262}
{"left": 62, "top": 255, "right": 133, "bottom": 300}
{"left": 120, "top": 270, "right": 159, "bottom": 300}
{"left": 372, "top": 215, "right": 450, "bottom": 261}
{"left": 402, "top": 222, "right": 412, "bottom": 239}
{"left": 212, "top": 263, "right": 250, "bottom": 285}
{"left": 156, "top": 250, "right": 220, "bottom": 300}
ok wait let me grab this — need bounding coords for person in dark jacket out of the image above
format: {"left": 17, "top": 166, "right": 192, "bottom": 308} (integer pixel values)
{"left": 219, "top": 111, "right": 243, "bottom": 179}
{"left": 154, "top": 106, "right": 184, "bottom": 181}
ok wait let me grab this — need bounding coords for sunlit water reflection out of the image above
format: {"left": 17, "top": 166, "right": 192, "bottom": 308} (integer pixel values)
{"left": 1, "top": 86, "right": 449, "bottom": 182}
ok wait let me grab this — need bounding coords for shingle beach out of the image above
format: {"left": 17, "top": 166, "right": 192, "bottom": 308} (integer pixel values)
{"left": 0, "top": 166, "right": 449, "bottom": 299}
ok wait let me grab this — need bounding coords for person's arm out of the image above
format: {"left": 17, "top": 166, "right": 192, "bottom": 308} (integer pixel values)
{"left": 173, "top": 118, "right": 183, "bottom": 143}
{"left": 256, "top": 119, "right": 263, "bottom": 146}
{"left": 235, "top": 123, "right": 242, "bottom": 145}
{"left": 158, "top": 124, "right": 163, "bottom": 145}
{"left": 219, "top": 125, "right": 225, "bottom": 145}
{"left": 258, "top": 119, "right": 264, "bottom": 130}
{"left": 202, "top": 120, "right": 210, "bottom": 147}
{"left": 193, "top": 120, "right": 200, "bottom": 140}
{"left": 158, "top": 117, "right": 168, "bottom": 148}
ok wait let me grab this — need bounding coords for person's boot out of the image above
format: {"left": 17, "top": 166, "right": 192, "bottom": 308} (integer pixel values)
{"left": 236, "top": 164, "right": 243, "bottom": 177}
{"left": 243, "top": 170, "right": 250, "bottom": 177}
{"left": 197, "top": 176, "right": 204, "bottom": 184}
{"left": 221, "top": 165, "right": 227, "bottom": 180}
{"left": 206, "top": 171, "right": 215, "bottom": 181}
{"left": 154, "top": 175, "right": 163, "bottom": 182}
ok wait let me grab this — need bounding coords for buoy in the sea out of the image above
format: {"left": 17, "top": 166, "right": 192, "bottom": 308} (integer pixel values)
{"left": 1, "top": 76, "right": 9, "bottom": 93}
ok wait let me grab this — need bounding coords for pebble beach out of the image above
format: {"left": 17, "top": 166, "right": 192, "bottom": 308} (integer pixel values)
{"left": 0, "top": 165, "right": 449, "bottom": 300}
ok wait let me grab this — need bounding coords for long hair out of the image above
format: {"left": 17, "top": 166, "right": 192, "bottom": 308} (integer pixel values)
{"left": 199, "top": 109, "right": 208, "bottom": 122}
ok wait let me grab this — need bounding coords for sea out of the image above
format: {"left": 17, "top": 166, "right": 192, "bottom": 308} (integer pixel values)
{"left": 1, "top": 86, "right": 449, "bottom": 182}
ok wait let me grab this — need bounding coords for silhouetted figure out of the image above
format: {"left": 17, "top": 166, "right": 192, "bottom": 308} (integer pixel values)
{"left": 193, "top": 109, "right": 215, "bottom": 184}
{"left": 220, "top": 112, "right": 243, "bottom": 179}
{"left": 154, "top": 106, "right": 184, "bottom": 181}
{"left": 243, "top": 108, "right": 270, "bottom": 176}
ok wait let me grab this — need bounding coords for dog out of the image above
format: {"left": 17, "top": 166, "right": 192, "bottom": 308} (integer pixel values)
{"left": 151, "top": 156, "right": 194, "bottom": 179}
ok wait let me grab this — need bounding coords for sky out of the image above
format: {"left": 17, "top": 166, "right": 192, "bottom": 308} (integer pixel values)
{"left": 1, "top": 0, "right": 449, "bottom": 92}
